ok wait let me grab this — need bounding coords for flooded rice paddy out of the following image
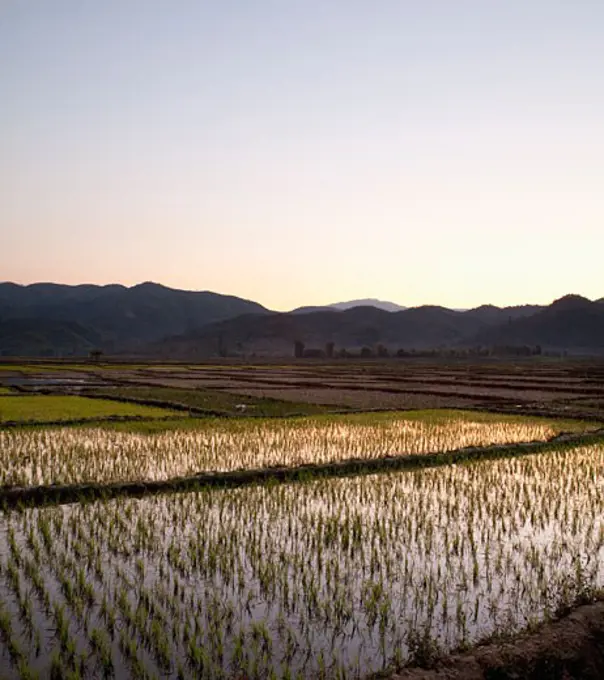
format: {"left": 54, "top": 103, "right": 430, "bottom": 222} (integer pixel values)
{"left": 0, "top": 441, "right": 602, "bottom": 678}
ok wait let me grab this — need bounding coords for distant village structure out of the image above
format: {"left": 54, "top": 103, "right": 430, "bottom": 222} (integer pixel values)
{"left": 294, "top": 341, "right": 545, "bottom": 360}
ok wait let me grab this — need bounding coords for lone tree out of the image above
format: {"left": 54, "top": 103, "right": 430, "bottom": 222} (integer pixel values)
{"left": 217, "top": 334, "right": 228, "bottom": 358}
{"left": 325, "top": 342, "right": 335, "bottom": 358}
{"left": 376, "top": 344, "right": 389, "bottom": 358}
{"left": 89, "top": 349, "right": 103, "bottom": 363}
{"left": 294, "top": 340, "right": 305, "bottom": 358}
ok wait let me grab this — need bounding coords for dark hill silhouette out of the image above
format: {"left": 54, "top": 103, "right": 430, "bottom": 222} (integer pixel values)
{"left": 149, "top": 302, "right": 562, "bottom": 359}
{"left": 1, "top": 283, "right": 602, "bottom": 357}
{"left": 462, "top": 304, "right": 544, "bottom": 325}
{"left": 548, "top": 294, "right": 593, "bottom": 311}
{"left": 471, "top": 295, "right": 604, "bottom": 351}
{"left": 0, "top": 318, "right": 102, "bottom": 357}
{"left": 0, "top": 282, "right": 268, "bottom": 354}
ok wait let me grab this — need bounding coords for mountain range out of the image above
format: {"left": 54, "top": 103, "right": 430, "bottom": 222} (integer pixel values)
{"left": 0, "top": 282, "right": 603, "bottom": 358}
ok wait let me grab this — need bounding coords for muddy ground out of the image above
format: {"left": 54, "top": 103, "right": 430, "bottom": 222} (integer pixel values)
{"left": 391, "top": 600, "right": 604, "bottom": 680}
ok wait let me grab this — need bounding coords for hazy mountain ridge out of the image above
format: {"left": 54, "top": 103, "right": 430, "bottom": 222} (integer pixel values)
{"left": 291, "top": 298, "right": 406, "bottom": 314}
{"left": 290, "top": 305, "right": 341, "bottom": 315}
{"left": 1, "top": 284, "right": 602, "bottom": 357}
{"left": 330, "top": 299, "right": 407, "bottom": 312}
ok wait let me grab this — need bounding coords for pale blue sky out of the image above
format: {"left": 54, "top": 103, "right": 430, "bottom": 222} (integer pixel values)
{"left": 2, "top": 1, "right": 603, "bottom": 310}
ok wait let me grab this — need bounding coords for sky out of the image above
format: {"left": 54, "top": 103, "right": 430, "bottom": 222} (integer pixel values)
{"left": 1, "top": 1, "right": 603, "bottom": 312}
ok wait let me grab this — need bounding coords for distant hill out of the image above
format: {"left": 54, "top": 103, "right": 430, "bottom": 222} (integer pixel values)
{"left": 330, "top": 299, "right": 407, "bottom": 312}
{"left": 292, "top": 298, "right": 406, "bottom": 314}
{"left": 463, "top": 304, "right": 544, "bottom": 325}
{"left": 150, "top": 301, "right": 572, "bottom": 359}
{"left": 471, "top": 295, "right": 604, "bottom": 352}
{"left": 0, "top": 318, "right": 102, "bottom": 357}
{"left": 160, "top": 306, "right": 429, "bottom": 358}
{"left": 290, "top": 305, "right": 340, "bottom": 315}
{"left": 0, "top": 282, "right": 268, "bottom": 356}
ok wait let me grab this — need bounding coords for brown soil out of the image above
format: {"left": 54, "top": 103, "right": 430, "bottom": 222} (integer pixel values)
{"left": 222, "top": 386, "right": 479, "bottom": 410}
{"left": 390, "top": 600, "right": 604, "bottom": 679}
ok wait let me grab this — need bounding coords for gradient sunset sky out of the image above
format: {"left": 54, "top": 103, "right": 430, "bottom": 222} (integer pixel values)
{"left": 2, "top": 1, "right": 603, "bottom": 311}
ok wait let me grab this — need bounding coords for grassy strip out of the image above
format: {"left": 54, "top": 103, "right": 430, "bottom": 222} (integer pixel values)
{"left": 2, "top": 427, "right": 603, "bottom": 509}
{"left": 0, "top": 415, "right": 191, "bottom": 430}
{"left": 0, "top": 365, "right": 45, "bottom": 374}
{"left": 0, "top": 395, "right": 180, "bottom": 424}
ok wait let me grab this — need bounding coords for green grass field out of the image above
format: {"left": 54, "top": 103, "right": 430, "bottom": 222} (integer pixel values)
{"left": 0, "top": 395, "right": 181, "bottom": 424}
{"left": 0, "top": 365, "right": 49, "bottom": 374}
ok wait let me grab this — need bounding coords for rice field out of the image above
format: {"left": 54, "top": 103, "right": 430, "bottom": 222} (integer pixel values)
{"left": 0, "top": 441, "right": 602, "bottom": 679}
{"left": 0, "top": 396, "right": 180, "bottom": 425}
{"left": 83, "top": 385, "right": 334, "bottom": 417}
{"left": 0, "top": 411, "right": 581, "bottom": 488}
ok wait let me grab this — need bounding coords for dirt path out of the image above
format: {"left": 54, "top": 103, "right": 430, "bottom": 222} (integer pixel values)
{"left": 391, "top": 600, "right": 604, "bottom": 679}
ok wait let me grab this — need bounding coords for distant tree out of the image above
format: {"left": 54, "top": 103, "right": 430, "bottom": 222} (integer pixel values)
{"left": 360, "top": 347, "right": 373, "bottom": 358}
{"left": 89, "top": 349, "right": 103, "bottom": 363}
{"left": 294, "top": 340, "right": 305, "bottom": 358}
{"left": 376, "top": 344, "right": 389, "bottom": 358}
{"left": 217, "top": 334, "right": 228, "bottom": 358}
{"left": 325, "top": 342, "right": 335, "bottom": 358}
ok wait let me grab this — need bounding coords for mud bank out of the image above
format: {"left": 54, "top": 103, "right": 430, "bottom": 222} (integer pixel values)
{"left": 392, "top": 600, "right": 604, "bottom": 680}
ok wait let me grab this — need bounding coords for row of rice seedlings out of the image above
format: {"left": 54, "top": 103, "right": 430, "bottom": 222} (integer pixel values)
{"left": 0, "top": 414, "right": 562, "bottom": 487}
